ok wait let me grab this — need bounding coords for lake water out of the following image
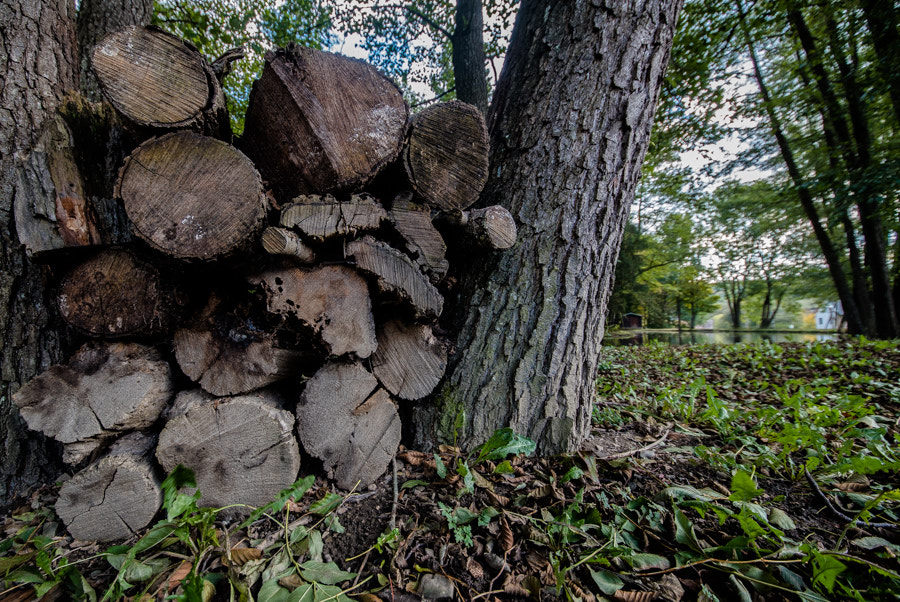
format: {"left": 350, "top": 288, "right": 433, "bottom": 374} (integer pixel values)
{"left": 602, "top": 330, "right": 842, "bottom": 346}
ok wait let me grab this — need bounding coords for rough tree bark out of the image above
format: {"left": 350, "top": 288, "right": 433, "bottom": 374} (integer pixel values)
{"left": 1, "top": 0, "right": 79, "bottom": 507}
{"left": 451, "top": 0, "right": 488, "bottom": 116}
{"left": 417, "top": 0, "right": 683, "bottom": 454}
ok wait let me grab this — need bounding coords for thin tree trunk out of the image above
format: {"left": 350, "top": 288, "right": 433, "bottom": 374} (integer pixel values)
{"left": 451, "top": 0, "right": 488, "bottom": 116}
{"left": 789, "top": 3, "right": 897, "bottom": 337}
{"left": 737, "top": 0, "right": 866, "bottom": 336}
{"left": 77, "top": 0, "right": 153, "bottom": 100}
{"left": 418, "top": 0, "right": 683, "bottom": 454}
{"left": 1, "top": 0, "right": 79, "bottom": 507}
{"left": 860, "top": 0, "right": 900, "bottom": 128}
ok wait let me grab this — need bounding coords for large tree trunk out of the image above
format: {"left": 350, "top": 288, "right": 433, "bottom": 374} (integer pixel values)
{"left": 0, "top": 0, "right": 79, "bottom": 507}
{"left": 451, "top": 0, "right": 488, "bottom": 116}
{"left": 417, "top": 0, "right": 683, "bottom": 454}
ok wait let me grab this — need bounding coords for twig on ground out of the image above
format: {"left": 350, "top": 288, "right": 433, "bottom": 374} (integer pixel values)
{"left": 352, "top": 549, "right": 370, "bottom": 588}
{"left": 390, "top": 453, "right": 399, "bottom": 531}
{"left": 804, "top": 469, "right": 897, "bottom": 530}
{"left": 598, "top": 429, "right": 670, "bottom": 460}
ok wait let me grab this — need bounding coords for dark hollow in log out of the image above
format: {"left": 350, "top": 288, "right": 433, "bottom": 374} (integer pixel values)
{"left": 55, "top": 433, "right": 161, "bottom": 542}
{"left": 174, "top": 293, "right": 305, "bottom": 396}
{"left": 261, "top": 227, "right": 317, "bottom": 264}
{"left": 58, "top": 247, "right": 185, "bottom": 338}
{"left": 296, "top": 361, "right": 401, "bottom": 490}
{"left": 372, "top": 320, "right": 447, "bottom": 400}
{"left": 241, "top": 45, "right": 408, "bottom": 200}
{"left": 14, "top": 112, "right": 103, "bottom": 258}
{"left": 388, "top": 194, "right": 449, "bottom": 283}
{"left": 403, "top": 101, "right": 489, "bottom": 211}
{"left": 156, "top": 389, "right": 301, "bottom": 510}
{"left": 12, "top": 342, "right": 174, "bottom": 465}
{"left": 253, "top": 264, "right": 377, "bottom": 358}
{"left": 92, "top": 26, "right": 227, "bottom": 135}
{"left": 279, "top": 193, "right": 387, "bottom": 242}
{"left": 346, "top": 236, "right": 444, "bottom": 320}
{"left": 117, "top": 131, "right": 266, "bottom": 260}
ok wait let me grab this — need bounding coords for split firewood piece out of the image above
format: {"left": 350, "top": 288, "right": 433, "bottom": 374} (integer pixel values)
{"left": 156, "top": 389, "right": 301, "bottom": 510}
{"left": 58, "top": 248, "right": 186, "bottom": 338}
{"left": 372, "top": 320, "right": 447, "bottom": 400}
{"left": 442, "top": 205, "right": 518, "bottom": 250}
{"left": 13, "top": 112, "right": 104, "bottom": 258}
{"left": 346, "top": 236, "right": 443, "bottom": 320}
{"left": 92, "top": 26, "right": 229, "bottom": 137}
{"left": 279, "top": 193, "right": 387, "bottom": 241}
{"left": 55, "top": 433, "right": 161, "bottom": 542}
{"left": 388, "top": 194, "right": 449, "bottom": 283}
{"left": 296, "top": 361, "right": 401, "bottom": 490}
{"left": 13, "top": 342, "right": 174, "bottom": 465}
{"left": 117, "top": 131, "right": 266, "bottom": 260}
{"left": 174, "top": 293, "right": 306, "bottom": 396}
{"left": 253, "top": 265, "right": 377, "bottom": 358}
{"left": 403, "top": 100, "right": 489, "bottom": 211}
{"left": 261, "top": 227, "right": 317, "bottom": 263}
{"left": 241, "top": 45, "right": 408, "bottom": 199}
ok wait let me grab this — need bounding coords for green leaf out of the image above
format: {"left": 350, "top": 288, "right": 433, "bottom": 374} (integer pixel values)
{"left": 673, "top": 507, "right": 703, "bottom": 552}
{"left": 258, "top": 578, "right": 293, "bottom": 602}
{"left": 624, "top": 553, "right": 670, "bottom": 571}
{"left": 657, "top": 485, "right": 725, "bottom": 502}
{"left": 493, "top": 460, "right": 515, "bottom": 474}
{"left": 561, "top": 466, "right": 584, "bottom": 483}
{"left": 123, "top": 558, "right": 169, "bottom": 583}
{"left": 401, "top": 479, "right": 430, "bottom": 489}
{"left": 588, "top": 567, "right": 624, "bottom": 595}
{"left": 811, "top": 552, "right": 846, "bottom": 593}
{"left": 768, "top": 507, "right": 796, "bottom": 531}
{"left": 728, "top": 470, "right": 763, "bottom": 502}
{"left": 240, "top": 475, "right": 315, "bottom": 529}
{"left": 434, "top": 454, "right": 447, "bottom": 479}
{"left": 728, "top": 574, "right": 753, "bottom": 602}
{"left": 309, "top": 493, "right": 342, "bottom": 516}
{"left": 852, "top": 536, "right": 900, "bottom": 552}
{"left": 131, "top": 521, "right": 179, "bottom": 555}
{"left": 476, "top": 428, "right": 536, "bottom": 462}
{"left": 299, "top": 560, "right": 356, "bottom": 585}
{"left": 160, "top": 465, "right": 199, "bottom": 520}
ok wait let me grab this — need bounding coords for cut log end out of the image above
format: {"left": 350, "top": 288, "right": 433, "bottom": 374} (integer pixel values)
{"left": 372, "top": 321, "right": 447, "bottom": 400}
{"left": 404, "top": 101, "right": 489, "bottom": 211}
{"left": 296, "top": 362, "right": 400, "bottom": 490}
{"left": 92, "top": 26, "right": 212, "bottom": 128}
{"left": 118, "top": 132, "right": 266, "bottom": 260}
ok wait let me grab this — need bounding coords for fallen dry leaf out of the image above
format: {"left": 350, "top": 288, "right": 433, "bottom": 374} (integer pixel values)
{"left": 467, "top": 556, "right": 485, "bottom": 579}
{"left": 163, "top": 560, "right": 193, "bottom": 592}
{"left": 503, "top": 574, "right": 531, "bottom": 598}
{"left": 614, "top": 590, "right": 655, "bottom": 602}
{"left": 279, "top": 573, "right": 304, "bottom": 591}
{"left": 230, "top": 547, "right": 263, "bottom": 565}
{"left": 499, "top": 517, "right": 514, "bottom": 552}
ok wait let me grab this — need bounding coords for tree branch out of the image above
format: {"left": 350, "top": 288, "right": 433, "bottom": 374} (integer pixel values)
{"left": 404, "top": 6, "right": 453, "bottom": 40}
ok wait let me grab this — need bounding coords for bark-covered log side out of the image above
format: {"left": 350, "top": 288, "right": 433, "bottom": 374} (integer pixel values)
{"left": 156, "top": 389, "right": 301, "bottom": 510}
{"left": 12, "top": 342, "right": 174, "bottom": 465}
{"left": 279, "top": 193, "right": 387, "bottom": 241}
{"left": 296, "top": 362, "right": 400, "bottom": 490}
{"left": 0, "top": 0, "right": 79, "bottom": 507}
{"left": 388, "top": 196, "right": 449, "bottom": 283}
{"left": 55, "top": 434, "right": 161, "bottom": 542}
{"left": 439, "top": 205, "right": 517, "bottom": 250}
{"left": 253, "top": 265, "right": 377, "bottom": 358}
{"left": 76, "top": 0, "right": 153, "bottom": 100}
{"left": 403, "top": 101, "right": 489, "bottom": 212}
{"left": 118, "top": 131, "right": 266, "bottom": 260}
{"left": 346, "top": 236, "right": 444, "bottom": 320}
{"left": 13, "top": 112, "right": 103, "bottom": 257}
{"left": 241, "top": 45, "right": 408, "bottom": 200}
{"left": 58, "top": 248, "right": 185, "bottom": 338}
{"left": 423, "top": 0, "right": 683, "bottom": 454}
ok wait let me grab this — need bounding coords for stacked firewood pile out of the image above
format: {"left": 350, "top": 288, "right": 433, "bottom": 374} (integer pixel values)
{"left": 11, "top": 26, "right": 516, "bottom": 542}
